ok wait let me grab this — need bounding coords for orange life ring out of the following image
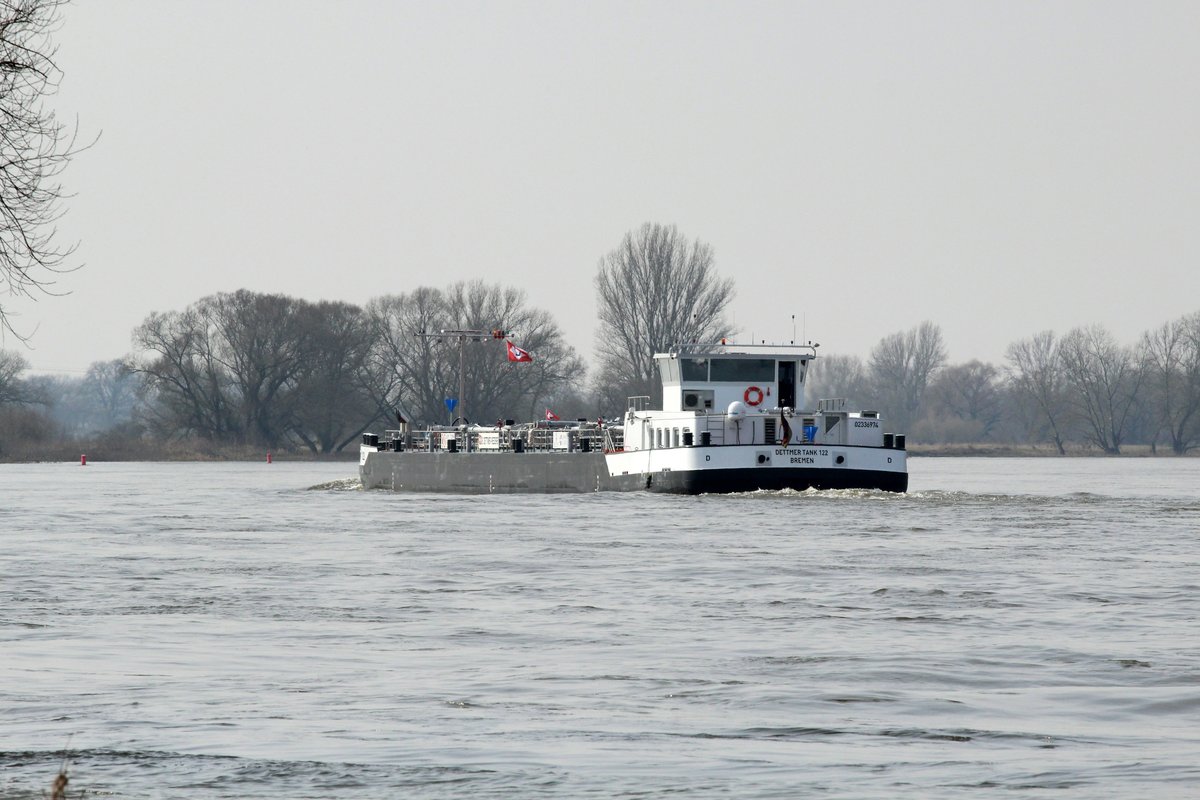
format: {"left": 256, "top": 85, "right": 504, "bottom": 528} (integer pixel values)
{"left": 744, "top": 386, "right": 764, "bottom": 406}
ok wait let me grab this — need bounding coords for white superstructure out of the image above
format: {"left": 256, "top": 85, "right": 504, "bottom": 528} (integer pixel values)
{"left": 603, "top": 342, "right": 907, "bottom": 492}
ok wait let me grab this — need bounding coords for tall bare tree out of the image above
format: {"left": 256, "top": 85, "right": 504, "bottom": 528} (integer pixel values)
{"left": 365, "top": 286, "right": 449, "bottom": 426}
{"left": 207, "top": 290, "right": 311, "bottom": 446}
{"left": 593, "top": 223, "right": 735, "bottom": 410}
{"left": 1142, "top": 311, "right": 1200, "bottom": 454}
{"left": 132, "top": 303, "right": 236, "bottom": 441}
{"left": 367, "top": 281, "right": 583, "bottom": 425}
{"left": 1058, "top": 324, "right": 1147, "bottom": 454}
{"left": 805, "top": 354, "right": 870, "bottom": 408}
{"left": 1005, "top": 331, "right": 1070, "bottom": 454}
{"left": 287, "top": 300, "right": 377, "bottom": 453}
{"left": 0, "top": 0, "right": 83, "bottom": 336}
{"left": 867, "top": 321, "right": 946, "bottom": 432}
{"left": 925, "top": 360, "right": 1004, "bottom": 440}
{"left": 444, "top": 281, "right": 583, "bottom": 422}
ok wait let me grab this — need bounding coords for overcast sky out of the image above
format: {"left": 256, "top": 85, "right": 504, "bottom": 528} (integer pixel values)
{"left": 8, "top": 0, "right": 1199, "bottom": 374}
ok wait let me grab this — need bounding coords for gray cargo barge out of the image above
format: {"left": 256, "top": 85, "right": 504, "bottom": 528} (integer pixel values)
{"left": 359, "top": 423, "right": 643, "bottom": 493}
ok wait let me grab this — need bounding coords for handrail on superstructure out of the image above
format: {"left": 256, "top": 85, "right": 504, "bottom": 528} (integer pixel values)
{"left": 663, "top": 340, "right": 819, "bottom": 358}
{"left": 626, "top": 395, "right": 651, "bottom": 412}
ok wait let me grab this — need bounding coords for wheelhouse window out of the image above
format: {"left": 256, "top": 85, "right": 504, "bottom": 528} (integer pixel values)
{"left": 681, "top": 358, "right": 709, "bottom": 381}
{"left": 710, "top": 358, "right": 775, "bottom": 382}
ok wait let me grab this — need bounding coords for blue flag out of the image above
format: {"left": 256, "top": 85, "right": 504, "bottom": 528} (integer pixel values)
{"left": 445, "top": 398, "right": 458, "bottom": 413}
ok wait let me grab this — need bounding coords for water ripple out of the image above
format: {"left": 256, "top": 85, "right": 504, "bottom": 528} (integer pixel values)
{"left": 1, "top": 459, "right": 1198, "bottom": 797}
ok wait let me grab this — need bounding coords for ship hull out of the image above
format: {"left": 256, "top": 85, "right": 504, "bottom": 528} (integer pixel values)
{"left": 360, "top": 450, "right": 644, "bottom": 494}
{"left": 643, "top": 466, "right": 907, "bottom": 494}
{"left": 360, "top": 443, "right": 907, "bottom": 495}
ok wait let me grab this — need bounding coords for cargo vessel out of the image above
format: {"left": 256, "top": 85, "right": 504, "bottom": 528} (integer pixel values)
{"left": 360, "top": 341, "right": 907, "bottom": 494}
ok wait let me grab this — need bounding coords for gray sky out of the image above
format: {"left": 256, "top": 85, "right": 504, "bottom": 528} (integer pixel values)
{"left": 10, "top": 0, "right": 1200, "bottom": 374}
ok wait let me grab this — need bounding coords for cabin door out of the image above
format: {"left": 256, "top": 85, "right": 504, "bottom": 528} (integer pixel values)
{"left": 778, "top": 361, "right": 796, "bottom": 408}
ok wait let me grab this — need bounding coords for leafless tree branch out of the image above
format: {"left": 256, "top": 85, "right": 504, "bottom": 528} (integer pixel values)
{"left": 0, "top": 0, "right": 88, "bottom": 339}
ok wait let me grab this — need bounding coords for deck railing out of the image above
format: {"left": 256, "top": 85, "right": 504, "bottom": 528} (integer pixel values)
{"left": 373, "top": 422, "right": 621, "bottom": 454}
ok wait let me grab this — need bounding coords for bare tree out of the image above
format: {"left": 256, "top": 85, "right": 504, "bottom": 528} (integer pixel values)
{"left": 367, "top": 281, "right": 583, "bottom": 425}
{"left": 867, "top": 321, "right": 946, "bottom": 432}
{"left": 1142, "top": 311, "right": 1200, "bottom": 454}
{"left": 1058, "top": 324, "right": 1147, "bottom": 454}
{"left": 444, "top": 281, "right": 584, "bottom": 422}
{"left": 20, "top": 359, "right": 138, "bottom": 436}
{"left": 924, "top": 360, "right": 1004, "bottom": 440}
{"left": 0, "top": 347, "right": 32, "bottom": 404}
{"left": 135, "top": 291, "right": 384, "bottom": 452}
{"left": 365, "top": 286, "right": 449, "bottom": 425}
{"left": 0, "top": 0, "right": 83, "bottom": 337}
{"left": 805, "top": 353, "right": 871, "bottom": 408}
{"left": 593, "top": 223, "right": 735, "bottom": 410}
{"left": 132, "top": 304, "right": 236, "bottom": 441}
{"left": 207, "top": 290, "right": 311, "bottom": 447}
{"left": 81, "top": 358, "right": 139, "bottom": 429}
{"left": 287, "top": 300, "right": 378, "bottom": 454}
{"left": 1004, "top": 331, "right": 1070, "bottom": 454}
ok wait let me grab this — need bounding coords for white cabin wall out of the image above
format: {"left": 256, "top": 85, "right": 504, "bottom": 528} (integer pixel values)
{"left": 659, "top": 357, "right": 683, "bottom": 412}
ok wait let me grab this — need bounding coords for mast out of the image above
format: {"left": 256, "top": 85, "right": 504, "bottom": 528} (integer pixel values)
{"left": 415, "top": 328, "right": 508, "bottom": 424}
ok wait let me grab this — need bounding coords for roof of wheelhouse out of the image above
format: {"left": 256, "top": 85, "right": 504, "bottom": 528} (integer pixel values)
{"left": 656, "top": 341, "right": 820, "bottom": 359}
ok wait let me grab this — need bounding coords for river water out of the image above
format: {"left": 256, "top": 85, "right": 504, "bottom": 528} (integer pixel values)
{"left": 2, "top": 458, "right": 1198, "bottom": 798}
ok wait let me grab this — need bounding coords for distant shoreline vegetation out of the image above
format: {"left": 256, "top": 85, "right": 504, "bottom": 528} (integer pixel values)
{"left": 906, "top": 443, "right": 1197, "bottom": 458}
{"left": 2, "top": 299, "right": 1198, "bottom": 462}
{"left": 2, "top": 225, "right": 1199, "bottom": 462}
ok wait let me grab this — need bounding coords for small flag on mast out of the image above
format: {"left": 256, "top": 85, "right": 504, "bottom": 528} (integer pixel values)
{"left": 506, "top": 340, "right": 533, "bottom": 362}
{"left": 545, "top": 408, "right": 560, "bottom": 421}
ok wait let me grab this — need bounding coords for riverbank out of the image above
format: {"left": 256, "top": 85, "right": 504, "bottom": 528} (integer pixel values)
{"left": 0, "top": 437, "right": 360, "bottom": 463}
{"left": 907, "top": 442, "right": 1194, "bottom": 457}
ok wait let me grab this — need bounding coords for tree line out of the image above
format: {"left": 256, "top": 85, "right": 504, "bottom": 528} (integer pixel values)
{"left": 2, "top": 222, "right": 1199, "bottom": 458}
{"left": 808, "top": 313, "right": 1200, "bottom": 455}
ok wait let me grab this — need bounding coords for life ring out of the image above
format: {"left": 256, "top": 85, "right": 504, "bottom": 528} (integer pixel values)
{"left": 744, "top": 386, "right": 764, "bottom": 406}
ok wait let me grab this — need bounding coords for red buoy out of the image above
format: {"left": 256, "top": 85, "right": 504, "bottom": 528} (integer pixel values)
{"left": 267, "top": 452, "right": 272, "bottom": 464}
{"left": 80, "top": 454, "right": 87, "bottom": 466}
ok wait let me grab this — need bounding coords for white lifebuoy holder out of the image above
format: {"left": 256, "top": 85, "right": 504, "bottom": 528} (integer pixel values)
{"left": 744, "top": 386, "right": 764, "bottom": 406}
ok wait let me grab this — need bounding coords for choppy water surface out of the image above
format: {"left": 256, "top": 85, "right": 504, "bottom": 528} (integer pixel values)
{"left": 2, "top": 458, "right": 1198, "bottom": 798}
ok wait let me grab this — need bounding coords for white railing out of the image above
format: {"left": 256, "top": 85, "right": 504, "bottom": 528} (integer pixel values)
{"left": 374, "top": 422, "right": 619, "bottom": 454}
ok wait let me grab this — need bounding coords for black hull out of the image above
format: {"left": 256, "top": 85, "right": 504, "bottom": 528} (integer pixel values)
{"left": 645, "top": 467, "right": 908, "bottom": 495}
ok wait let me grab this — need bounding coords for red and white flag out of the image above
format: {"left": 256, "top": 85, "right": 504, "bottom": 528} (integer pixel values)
{"left": 545, "top": 408, "right": 560, "bottom": 421}
{"left": 506, "top": 340, "right": 533, "bottom": 363}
